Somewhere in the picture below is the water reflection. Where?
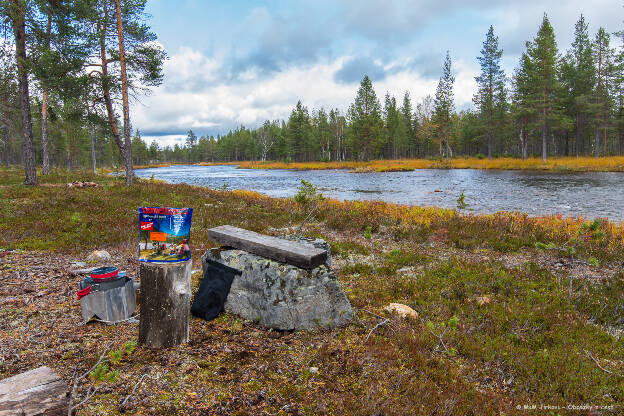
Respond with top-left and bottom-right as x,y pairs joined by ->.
133,165 -> 624,221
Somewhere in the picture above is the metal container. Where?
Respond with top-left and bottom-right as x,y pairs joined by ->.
78,268 -> 136,324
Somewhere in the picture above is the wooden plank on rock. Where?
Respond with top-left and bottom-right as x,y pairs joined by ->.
0,366 -> 68,416
207,225 -> 327,269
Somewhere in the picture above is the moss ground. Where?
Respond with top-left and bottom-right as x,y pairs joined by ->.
0,167 -> 622,415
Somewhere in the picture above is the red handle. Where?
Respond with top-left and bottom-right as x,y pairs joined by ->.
77,286 -> 91,299
90,269 -> 118,280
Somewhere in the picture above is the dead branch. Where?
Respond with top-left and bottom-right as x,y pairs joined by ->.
67,342 -> 113,416
429,326 -> 450,355
119,373 -> 148,409
364,318 -> 391,343
584,349 -> 623,377
296,203 -> 320,236
362,309 -> 387,321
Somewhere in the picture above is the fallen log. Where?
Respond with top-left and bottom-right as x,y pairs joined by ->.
0,366 -> 68,416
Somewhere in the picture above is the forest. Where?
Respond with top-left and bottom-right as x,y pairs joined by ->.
1,7 -> 623,172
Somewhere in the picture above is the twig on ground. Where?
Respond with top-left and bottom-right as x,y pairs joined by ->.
68,342 -> 113,416
71,385 -> 98,412
584,349 -> 623,377
119,373 -> 149,409
364,318 -> 391,343
429,326 -> 450,355
296,203 -> 320,236
362,309 -> 387,321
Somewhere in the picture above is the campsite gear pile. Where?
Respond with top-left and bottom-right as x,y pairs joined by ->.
77,266 -> 136,324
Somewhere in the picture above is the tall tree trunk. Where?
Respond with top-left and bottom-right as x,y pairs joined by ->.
1,108 -> 9,166
603,116 -> 608,156
619,93 -> 623,156
523,131 -> 528,161
41,89 -> 50,174
487,101 -> 492,160
98,1 -> 128,177
114,0 -> 133,185
542,109 -> 547,162
595,53 -> 602,158
89,121 -> 97,174
64,122 -> 71,172
575,108 -> 581,157
41,11 -> 52,175
595,126 -> 601,158
10,0 -> 37,185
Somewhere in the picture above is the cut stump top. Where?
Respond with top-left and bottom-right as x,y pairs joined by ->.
207,225 -> 327,269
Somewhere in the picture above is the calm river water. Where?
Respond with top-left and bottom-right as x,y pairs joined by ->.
134,165 -> 624,221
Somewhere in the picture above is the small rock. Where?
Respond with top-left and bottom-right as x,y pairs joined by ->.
476,295 -> 491,306
308,367 -> 319,374
70,261 -> 87,268
87,250 -> 111,262
384,303 -> 418,319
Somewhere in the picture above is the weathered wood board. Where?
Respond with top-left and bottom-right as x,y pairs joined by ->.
207,225 -> 327,269
0,366 -> 68,416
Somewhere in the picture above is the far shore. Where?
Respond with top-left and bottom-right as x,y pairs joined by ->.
132,156 -> 624,173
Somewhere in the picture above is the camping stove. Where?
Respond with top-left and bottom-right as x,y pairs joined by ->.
77,267 -> 136,324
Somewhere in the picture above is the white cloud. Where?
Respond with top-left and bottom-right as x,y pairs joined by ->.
135,47 -> 482,147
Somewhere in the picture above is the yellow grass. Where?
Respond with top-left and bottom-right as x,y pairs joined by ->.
134,162 -> 240,170
133,163 -> 173,169
235,157 -> 624,172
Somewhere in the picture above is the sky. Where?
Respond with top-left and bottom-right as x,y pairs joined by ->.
134,0 -> 623,147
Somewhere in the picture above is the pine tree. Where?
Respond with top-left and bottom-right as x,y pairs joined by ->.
329,109 -> 346,161
186,130 -> 197,147
85,0 -> 165,185
593,28 -> 615,156
383,93 -> 403,159
474,26 -> 505,159
0,39 -> 18,166
400,92 -> 415,157
287,101 -> 312,161
313,108 -> 331,161
528,14 -> 560,161
347,75 -> 383,161
512,50 -> 536,160
434,51 -> 455,161
615,26 -> 624,154
2,0 -> 38,184
559,15 -> 595,156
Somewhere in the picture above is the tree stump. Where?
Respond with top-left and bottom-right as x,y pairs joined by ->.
0,366 -> 68,416
138,260 -> 191,348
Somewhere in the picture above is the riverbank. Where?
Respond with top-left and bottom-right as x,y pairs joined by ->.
237,156 -> 624,172
1,168 -> 623,414
134,156 -> 624,173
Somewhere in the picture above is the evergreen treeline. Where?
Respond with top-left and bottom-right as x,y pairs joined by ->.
0,0 -> 165,184
2,12 -> 624,172
138,14 -> 624,165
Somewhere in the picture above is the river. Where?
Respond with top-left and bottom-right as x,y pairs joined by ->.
133,165 -> 624,221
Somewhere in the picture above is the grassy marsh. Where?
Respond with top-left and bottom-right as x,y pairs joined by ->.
0,168 -> 623,415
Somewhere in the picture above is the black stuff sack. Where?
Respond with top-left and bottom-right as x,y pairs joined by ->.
191,259 -> 242,321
